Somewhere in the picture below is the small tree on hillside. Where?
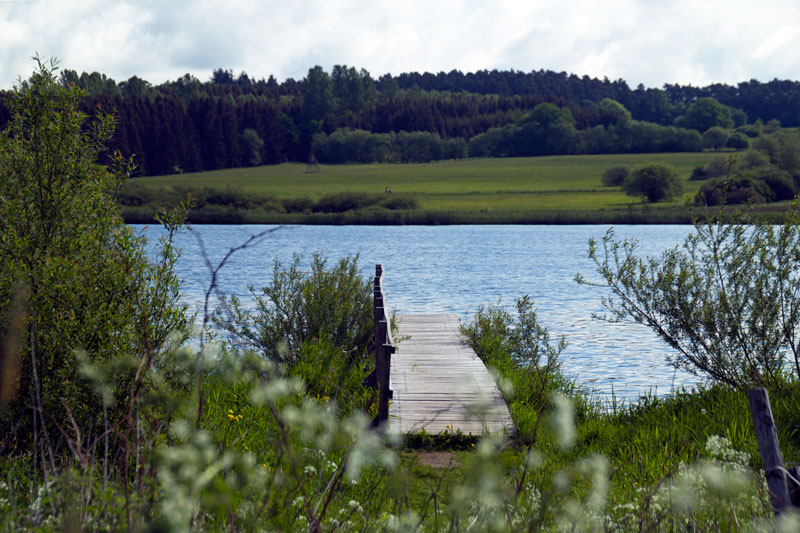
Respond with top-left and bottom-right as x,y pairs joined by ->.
702,126 -> 730,151
621,163 -> 682,203
726,132 -> 750,151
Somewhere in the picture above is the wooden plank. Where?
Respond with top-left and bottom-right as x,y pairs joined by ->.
389,313 -> 514,436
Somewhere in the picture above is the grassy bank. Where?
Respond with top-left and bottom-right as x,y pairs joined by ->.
119,153 -> 792,225
189,371 -> 795,530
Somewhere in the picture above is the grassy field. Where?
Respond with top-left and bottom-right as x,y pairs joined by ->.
125,152 -> 787,224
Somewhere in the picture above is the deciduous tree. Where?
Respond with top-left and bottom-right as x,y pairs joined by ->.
621,163 -> 682,202
684,97 -> 734,132
0,57 -> 187,450
579,207 -> 800,390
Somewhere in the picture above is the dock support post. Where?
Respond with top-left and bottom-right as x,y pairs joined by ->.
749,387 -> 794,514
364,264 -> 394,429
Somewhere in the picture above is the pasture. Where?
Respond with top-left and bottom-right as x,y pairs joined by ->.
123,152 -> 775,223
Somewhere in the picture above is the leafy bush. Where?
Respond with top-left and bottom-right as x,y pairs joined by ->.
182,186 -> 283,211
281,196 -> 314,213
761,170 -> 798,201
379,194 -> 419,210
621,163 -> 682,203
312,192 -> 383,213
115,181 -> 160,206
117,184 -> 286,214
726,132 -> 750,151
704,155 -> 735,178
740,148 -> 771,170
461,296 -> 570,439
701,126 -> 730,151
217,254 -> 373,366
689,165 -> 708,181
736,124 -> 761,138
0,58 -> 187,450
695,176 -> 771,206
600,165 -> 629,186
690,156 -> 737,181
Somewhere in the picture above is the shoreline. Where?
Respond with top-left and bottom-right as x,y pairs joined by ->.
122,205 -> 791,225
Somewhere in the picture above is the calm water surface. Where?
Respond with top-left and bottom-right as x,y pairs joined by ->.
136,224 -> 698,403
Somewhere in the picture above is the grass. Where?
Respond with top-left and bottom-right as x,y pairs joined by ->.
122,153 -> 781,224
192,338 -> 792,529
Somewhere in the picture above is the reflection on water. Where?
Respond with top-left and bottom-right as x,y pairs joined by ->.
136,223 -> 698,403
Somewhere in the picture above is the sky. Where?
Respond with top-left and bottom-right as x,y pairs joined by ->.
2,0 -> 800,91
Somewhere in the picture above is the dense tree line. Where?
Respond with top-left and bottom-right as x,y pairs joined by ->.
465,101 -> 703,158
694,129 -> 800,205
0,64 -> 798,175
312,129 -> 467,163
390,69 -> 800,128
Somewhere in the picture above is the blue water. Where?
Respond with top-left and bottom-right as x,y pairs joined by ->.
136,223 -> 697,402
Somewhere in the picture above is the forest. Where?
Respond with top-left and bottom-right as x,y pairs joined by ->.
0,64 -> 797,176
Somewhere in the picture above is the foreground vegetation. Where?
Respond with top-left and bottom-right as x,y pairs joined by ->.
6,60 -> 800,530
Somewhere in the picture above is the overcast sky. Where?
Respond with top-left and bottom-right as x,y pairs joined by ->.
2,0 -> 799,91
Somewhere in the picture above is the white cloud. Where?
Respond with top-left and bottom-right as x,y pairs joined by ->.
1,0 -> 799,90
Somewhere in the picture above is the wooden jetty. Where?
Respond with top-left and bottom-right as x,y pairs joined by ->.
364,265 -> 514,435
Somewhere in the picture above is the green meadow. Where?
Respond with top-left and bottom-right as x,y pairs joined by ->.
123,152 -> 761,224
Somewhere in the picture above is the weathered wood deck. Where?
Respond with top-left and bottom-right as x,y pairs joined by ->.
388,313 -> 514,435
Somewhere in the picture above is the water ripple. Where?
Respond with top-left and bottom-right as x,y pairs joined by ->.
136,223 -> 699,403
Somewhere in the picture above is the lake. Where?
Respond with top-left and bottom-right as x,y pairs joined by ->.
136,223 -> 698,403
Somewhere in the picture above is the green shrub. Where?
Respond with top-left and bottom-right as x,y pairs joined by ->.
691,156 -> 737,181
705,155 -> 735,178
701,126 -> 730,151
281,196 -> 314,213
761,170 -> 797,201
689,165 -> 708,181
600,165 -> 629,186
216,253 -> 373,366
726,132 -> 750,151
740,148 -> 771,170
174,185 -> 281,211
312,192 -> 383,213
621,163 -> 682,203
0,58 -> 187,450
695,176 -> 771,206
461,296 -> 573,440
379,194 -> 419,210
736,123 -> 761,138
190,204 -> 247,223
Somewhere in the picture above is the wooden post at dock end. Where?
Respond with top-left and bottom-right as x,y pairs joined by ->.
365,264 -> 394,430
748,387 -> 792,514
